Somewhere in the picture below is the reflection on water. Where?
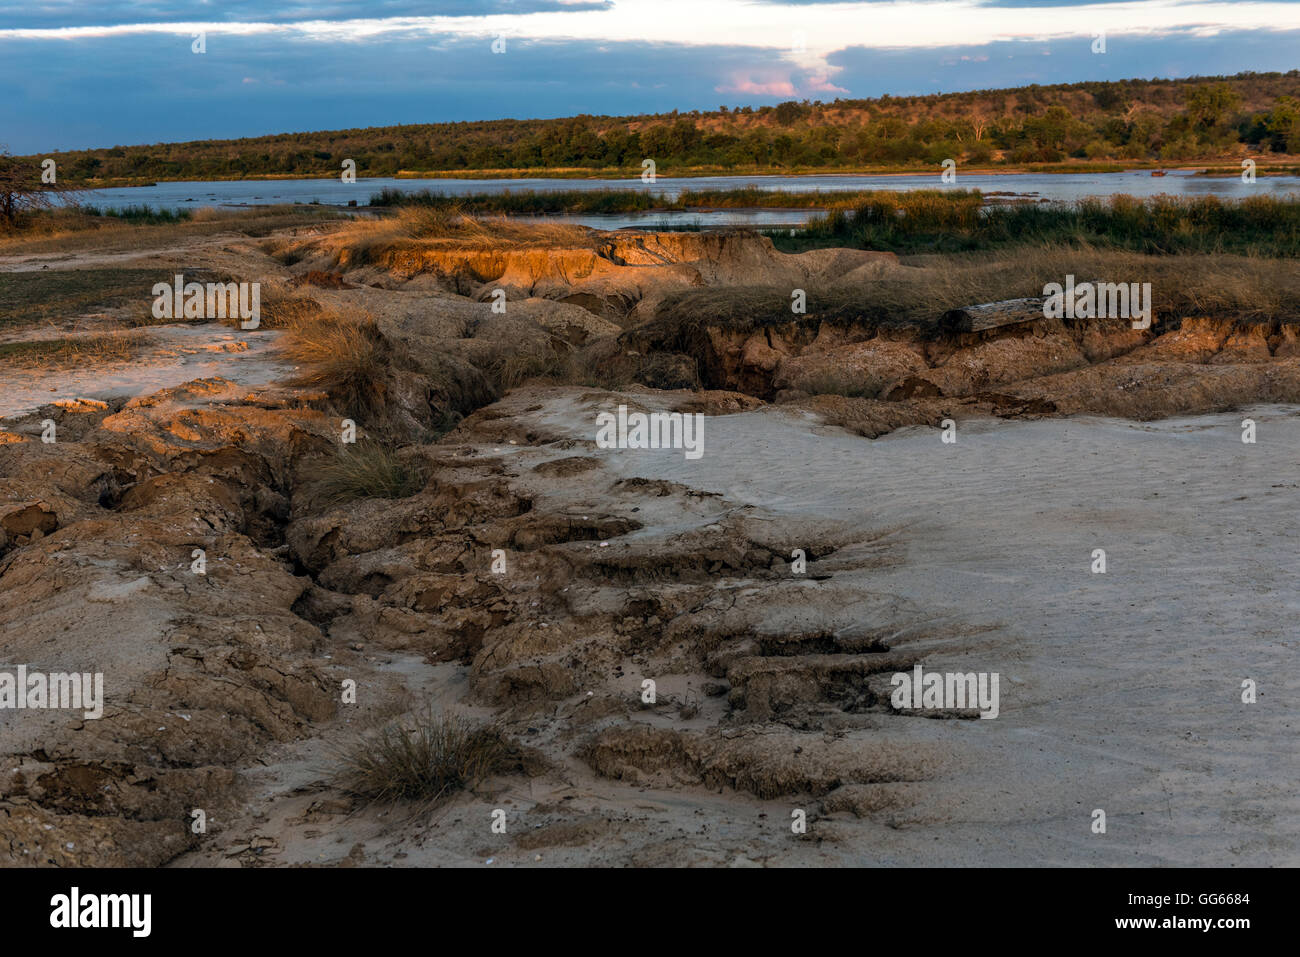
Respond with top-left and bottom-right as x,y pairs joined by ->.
83,169 -> 1300,227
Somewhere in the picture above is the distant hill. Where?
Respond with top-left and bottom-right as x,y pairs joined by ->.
27,71 -> 1300,183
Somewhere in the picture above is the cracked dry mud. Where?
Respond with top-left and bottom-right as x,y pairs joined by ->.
1,223 -> 1297,867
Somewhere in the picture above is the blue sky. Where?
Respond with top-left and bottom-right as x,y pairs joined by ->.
2,1 -> 1299,153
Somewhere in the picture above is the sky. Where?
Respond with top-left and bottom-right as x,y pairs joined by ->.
2,1 -> 1299,153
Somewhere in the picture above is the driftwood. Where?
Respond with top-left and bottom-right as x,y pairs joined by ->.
939,297 -> 1045,334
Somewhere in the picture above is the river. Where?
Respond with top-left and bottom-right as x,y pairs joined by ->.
82,169 -> 1300,229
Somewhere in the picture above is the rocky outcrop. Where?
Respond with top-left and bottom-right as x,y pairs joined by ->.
293,228 -> 898,325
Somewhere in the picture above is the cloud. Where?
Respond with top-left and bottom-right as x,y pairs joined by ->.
5,0 -> 1294,111
2,33 -> 804,151
1,3 -> 1298,152
718,76 -> 799,96
0,1 -> 614,30
715,63 -> 848,97
5,1 -> 1298,51
806,74 -> 850,93
828,26 -> 1300,96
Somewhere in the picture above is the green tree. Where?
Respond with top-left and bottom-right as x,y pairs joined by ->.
1184,83 -> 1242,128
1266,96 -> 1299,152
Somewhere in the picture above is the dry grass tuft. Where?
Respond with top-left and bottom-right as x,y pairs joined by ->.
279,304 -> 389,414
389,205 -> 593,246
256,288 -> 324,330
0,329 -> 147,366
311,443 -> 428,507
643,247 -> 1300,349
474,335 -> 576,393
316,206 -> 595,267
334,710 -> 511,805
0,205 -> 346,257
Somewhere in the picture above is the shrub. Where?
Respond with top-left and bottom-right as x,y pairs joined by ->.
283,309 -> 389,415
311,444 -> 427,507
334,710 -> 510,804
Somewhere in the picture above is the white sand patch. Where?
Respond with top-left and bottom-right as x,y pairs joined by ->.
0,322 -> 291,420
508,393 -> 1300,864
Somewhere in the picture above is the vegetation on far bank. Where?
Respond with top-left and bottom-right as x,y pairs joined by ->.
6,185 -> 1299,263
17,72 -> 1300,184
48,160 -> 1300,190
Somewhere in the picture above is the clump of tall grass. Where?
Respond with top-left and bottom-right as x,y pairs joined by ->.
323,205 -> 595,267
470,333 -> 651,393
311,443 -> 428,507
334,710 -> 510,804
281,306 -> 389,414
474,334 -> 579,393
256,289 -> 323,330
392,206 -> 592,245
0,329 -> 147,366
779,192 -> 1300,256
79,204 -> 193,225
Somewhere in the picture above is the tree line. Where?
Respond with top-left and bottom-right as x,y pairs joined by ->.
16,71 -> 1300,184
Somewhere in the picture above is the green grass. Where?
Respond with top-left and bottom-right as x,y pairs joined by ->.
78,204 -> 192,224
369,186 -> 898,213
768,192 -> 1300,256
1197,164 -> 1300,177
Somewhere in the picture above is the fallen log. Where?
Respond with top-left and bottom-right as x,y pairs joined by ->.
939,297 -> 1045,334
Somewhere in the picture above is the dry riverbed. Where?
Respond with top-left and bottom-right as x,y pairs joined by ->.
169,393 -> 1300,867
1,216 -> 1296,867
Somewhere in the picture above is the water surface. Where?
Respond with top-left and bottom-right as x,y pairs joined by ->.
83,169 -> 1300,226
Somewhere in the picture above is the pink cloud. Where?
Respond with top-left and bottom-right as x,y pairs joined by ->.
716,76 -> 798,97
715,69 -> 847,97
806,74 -> 849,94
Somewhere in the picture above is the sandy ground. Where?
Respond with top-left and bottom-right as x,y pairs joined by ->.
0,322 -> 290,421
171,394 -> 1299,867
553,399 -> 1300,864
4,222 -> 1296,867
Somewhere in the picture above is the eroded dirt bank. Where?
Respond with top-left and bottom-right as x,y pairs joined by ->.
1,221 -> 1297,866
